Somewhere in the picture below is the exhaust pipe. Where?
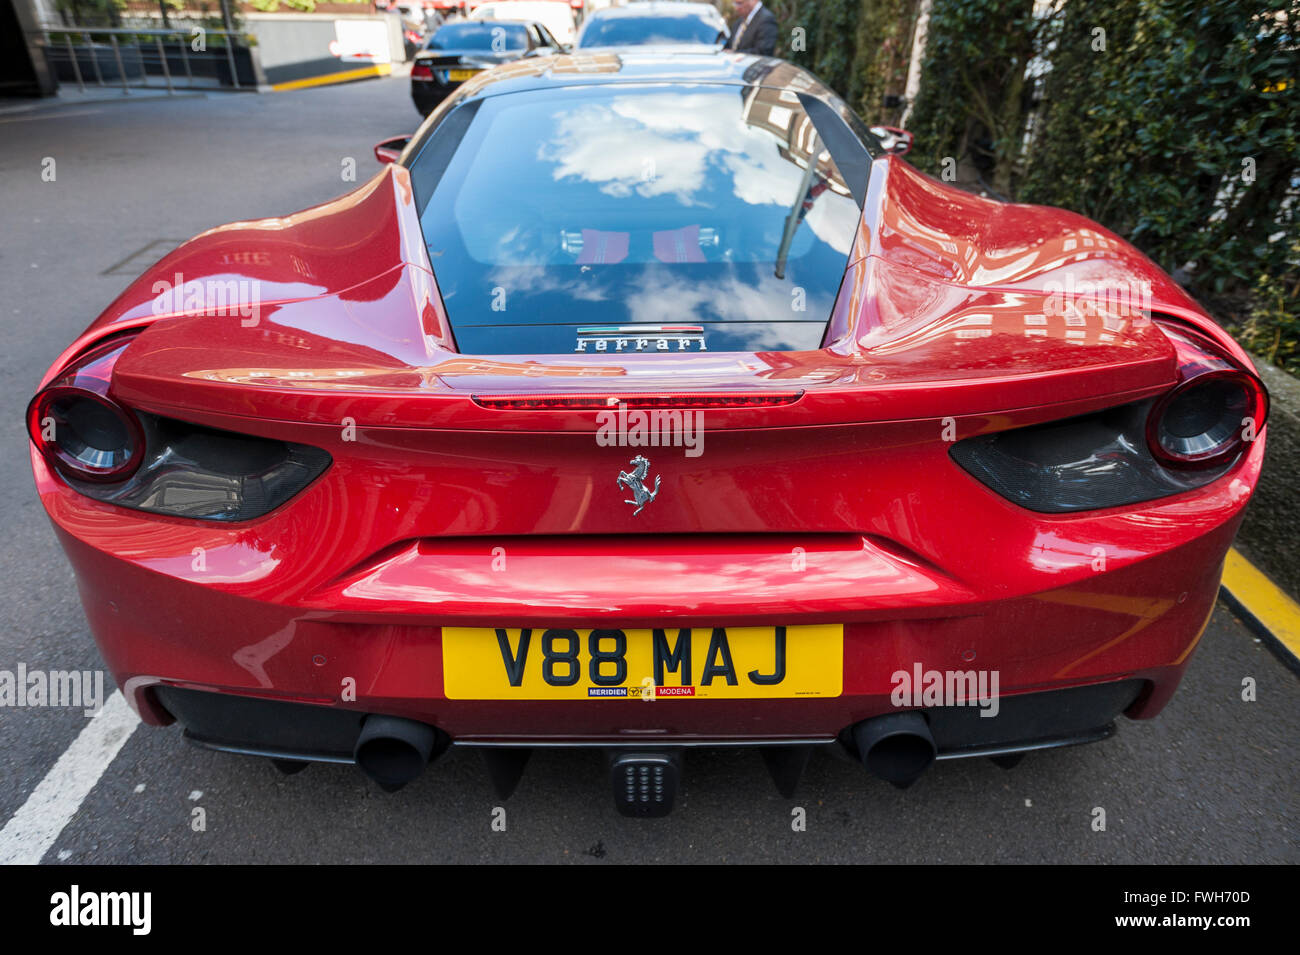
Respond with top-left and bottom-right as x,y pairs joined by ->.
851,712 -> 936,788
354,715 -> 440,792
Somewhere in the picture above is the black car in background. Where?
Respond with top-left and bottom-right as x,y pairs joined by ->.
574,1 -> 729,50
410,19 -> 565,116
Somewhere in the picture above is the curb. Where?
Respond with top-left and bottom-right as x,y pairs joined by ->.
1220,548 -> 1300,678
271,64 -> 393,92
0,91 -> 208,117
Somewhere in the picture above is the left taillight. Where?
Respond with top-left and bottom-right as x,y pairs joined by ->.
28,334 -> 332,522
27,337 -> 144,483
411,62 -> 433,81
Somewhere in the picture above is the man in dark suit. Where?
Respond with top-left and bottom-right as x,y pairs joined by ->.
726,0 -> 778,56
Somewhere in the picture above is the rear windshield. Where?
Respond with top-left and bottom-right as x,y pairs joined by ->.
429,22 -> 529,51
411,84 -> 861,338
577,14 -> 723,47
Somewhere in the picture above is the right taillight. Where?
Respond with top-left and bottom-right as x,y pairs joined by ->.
949,318 -> 1267,513
1147,369 -> 1267,469
1145,321 -> 1268,470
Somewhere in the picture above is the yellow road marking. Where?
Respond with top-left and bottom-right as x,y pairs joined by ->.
1222,548 -> 1300,665
272,64 -> 391,92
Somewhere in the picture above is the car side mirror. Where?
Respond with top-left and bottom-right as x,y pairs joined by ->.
869,125 -> 913,156
374,135 -> 411,165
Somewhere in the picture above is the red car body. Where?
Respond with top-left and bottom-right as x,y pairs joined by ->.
29,53 -> 1267,811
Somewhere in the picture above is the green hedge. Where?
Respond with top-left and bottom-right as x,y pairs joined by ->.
776,0 -> 921,125
1018,0 -> 1299,373
777,0 -> 1300,375
905,0 -> 1051,196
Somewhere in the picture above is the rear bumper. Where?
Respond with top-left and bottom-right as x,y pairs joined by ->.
411,81 -> 456,113
55,510 -> 1228,742
154,678 -> 1143,764
35,433 -> 1257,744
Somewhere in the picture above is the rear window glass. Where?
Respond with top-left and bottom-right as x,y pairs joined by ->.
429,22 -> 529,51
577,14 -> 723,47
413,84 -> 860,334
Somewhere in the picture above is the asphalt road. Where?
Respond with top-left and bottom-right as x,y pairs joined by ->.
0,77 -> 1296,864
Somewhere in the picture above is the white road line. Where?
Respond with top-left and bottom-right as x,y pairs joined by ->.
0,692 -> 139,865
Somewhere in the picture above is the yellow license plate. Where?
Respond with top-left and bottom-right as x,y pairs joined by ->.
442,626 -> 842,700
447,69 -> 476,81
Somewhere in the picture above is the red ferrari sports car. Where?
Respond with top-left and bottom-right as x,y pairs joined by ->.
28,52 -> 1267,816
